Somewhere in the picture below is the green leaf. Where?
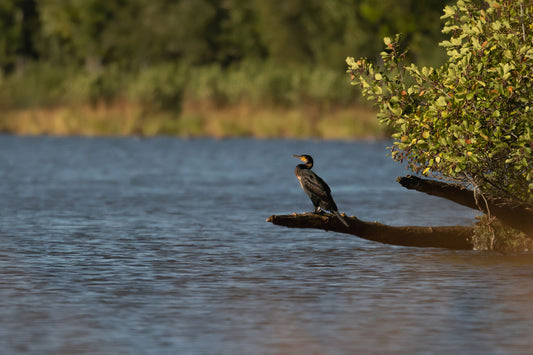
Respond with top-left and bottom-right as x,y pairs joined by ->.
441,5 -> 456,19
436,96 -> 447,107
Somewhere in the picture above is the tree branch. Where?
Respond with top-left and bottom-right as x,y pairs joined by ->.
397,175 -> 533,237
267,213 -> 474,250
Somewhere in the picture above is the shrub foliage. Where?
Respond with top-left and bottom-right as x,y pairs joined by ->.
347,0 -> 533,203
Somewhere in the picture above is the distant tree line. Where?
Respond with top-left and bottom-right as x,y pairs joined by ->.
1,0 -> 452,75
0,0 -> 454,138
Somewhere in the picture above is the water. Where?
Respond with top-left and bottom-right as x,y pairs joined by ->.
1,136 -> 532,354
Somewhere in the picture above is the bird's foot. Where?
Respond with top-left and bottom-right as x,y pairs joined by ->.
314,208 -> 326,215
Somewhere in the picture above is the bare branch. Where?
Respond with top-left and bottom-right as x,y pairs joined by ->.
267,213 -> 474,250
397,175 -> 533,237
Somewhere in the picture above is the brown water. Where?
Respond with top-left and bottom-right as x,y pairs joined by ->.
1,136 -> 532,354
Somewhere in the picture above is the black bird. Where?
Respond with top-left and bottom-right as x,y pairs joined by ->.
293,154 -> 349,227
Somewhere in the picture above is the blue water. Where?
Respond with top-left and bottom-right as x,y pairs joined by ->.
1,136 -> 532,354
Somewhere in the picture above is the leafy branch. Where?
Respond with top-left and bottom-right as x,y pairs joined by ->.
347,0 -> 533,203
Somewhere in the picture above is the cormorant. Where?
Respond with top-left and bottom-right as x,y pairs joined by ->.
293,154 -> 349,227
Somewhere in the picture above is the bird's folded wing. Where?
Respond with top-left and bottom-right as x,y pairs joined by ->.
300,170 -> 331,198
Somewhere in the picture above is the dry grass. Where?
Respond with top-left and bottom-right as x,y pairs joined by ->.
0,100 -> 383,139
180,100 -> 383,139
0,102 -> 146,136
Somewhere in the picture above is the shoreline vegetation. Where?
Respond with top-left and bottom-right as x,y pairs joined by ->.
0,102 -> 381,139
0,63 -> 383,139
0,0 -> 449,140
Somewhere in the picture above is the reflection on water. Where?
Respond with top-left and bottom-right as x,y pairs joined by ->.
1,136 -> 532,354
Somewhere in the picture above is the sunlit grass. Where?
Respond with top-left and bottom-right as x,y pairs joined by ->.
0,61 -> 384,138
0,100 -> 383,139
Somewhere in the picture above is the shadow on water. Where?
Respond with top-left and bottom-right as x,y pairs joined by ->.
0,136 -> 532,354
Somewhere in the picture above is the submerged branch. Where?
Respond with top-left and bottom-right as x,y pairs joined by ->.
267,213 -> 474,250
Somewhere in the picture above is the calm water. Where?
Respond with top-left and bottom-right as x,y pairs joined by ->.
1,136 -> 532,354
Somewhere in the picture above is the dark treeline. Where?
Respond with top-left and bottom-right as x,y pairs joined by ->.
0,0 -> 453,136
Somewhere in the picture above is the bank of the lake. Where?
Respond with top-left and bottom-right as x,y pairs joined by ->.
0,101 -> 382,139
0,61 -> 384,139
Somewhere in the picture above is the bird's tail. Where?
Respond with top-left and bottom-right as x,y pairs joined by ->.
333,211 -> 349,227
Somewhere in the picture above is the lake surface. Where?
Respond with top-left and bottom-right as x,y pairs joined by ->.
1,136 -> 532,354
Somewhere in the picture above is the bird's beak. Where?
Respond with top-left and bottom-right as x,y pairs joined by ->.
293,155 -> 305,162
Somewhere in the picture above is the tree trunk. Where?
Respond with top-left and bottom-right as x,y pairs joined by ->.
267,213 -> 474,250
397,175 -> 533,238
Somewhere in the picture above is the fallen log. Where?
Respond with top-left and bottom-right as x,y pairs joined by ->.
267,213 -> 474,250
397,175 -> 533,238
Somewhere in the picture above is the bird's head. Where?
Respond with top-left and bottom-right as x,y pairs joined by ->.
293,154 -> 314,167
